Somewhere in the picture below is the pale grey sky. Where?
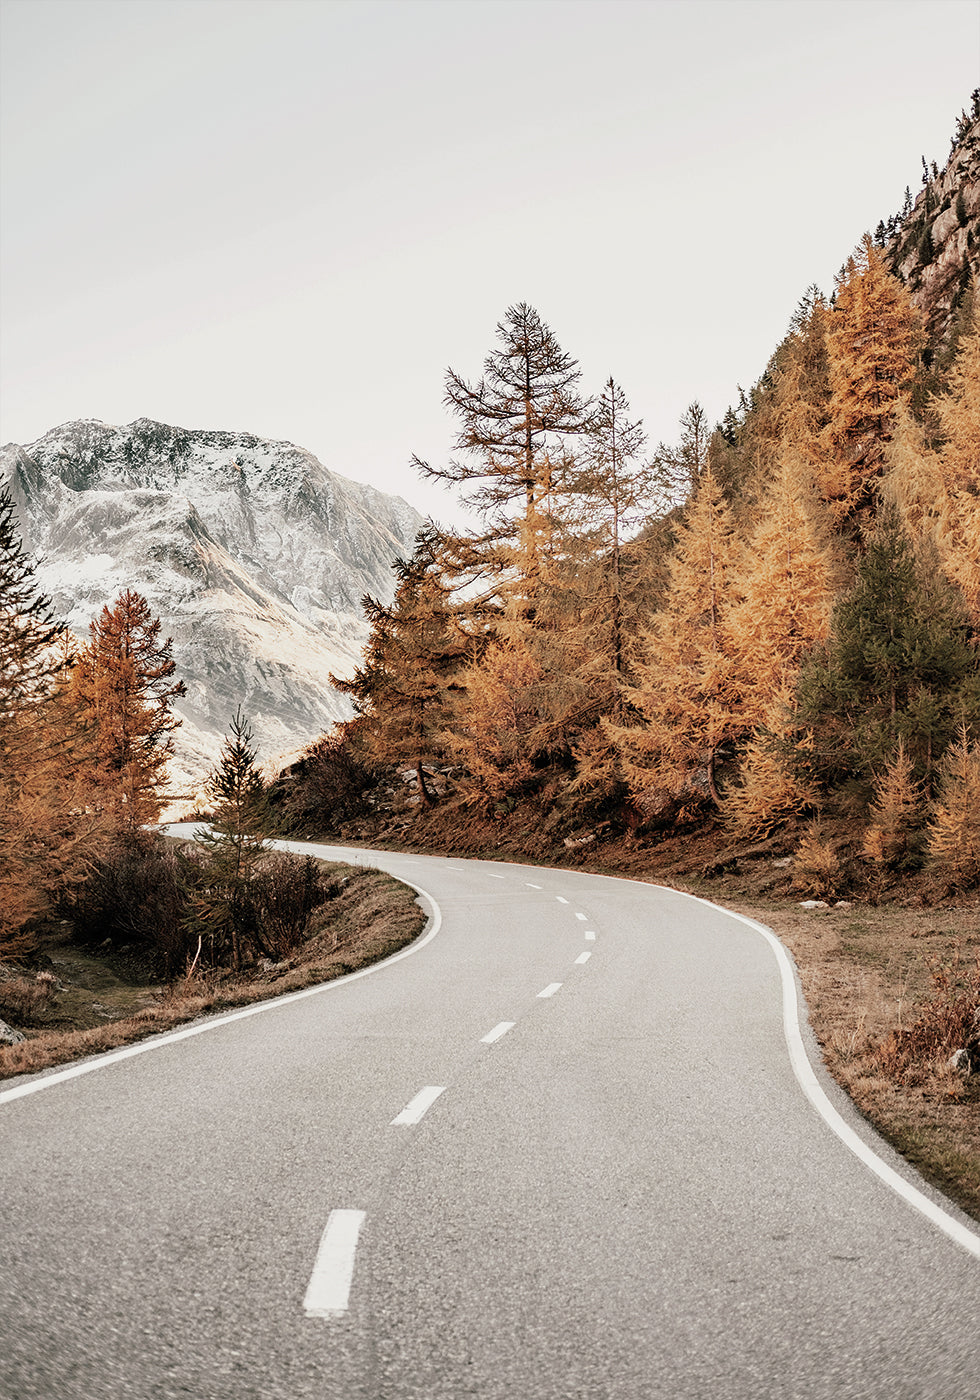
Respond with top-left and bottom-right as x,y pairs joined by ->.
1,0 -> 978,523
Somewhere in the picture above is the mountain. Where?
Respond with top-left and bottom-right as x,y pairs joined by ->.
0,418 -> 424,802
883,99 -> 979,350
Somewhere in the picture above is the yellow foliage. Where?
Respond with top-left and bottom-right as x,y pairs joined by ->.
928,727 -> 980,889
791,822 -> 841,899
862,740 -> 925,869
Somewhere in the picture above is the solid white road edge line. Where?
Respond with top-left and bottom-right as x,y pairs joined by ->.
303,1209 -> 366,1319
574,952 -> 591,965
682,891 -> 980,1261
0,851 -> 444,1109
481,1021 -> 516,1044
391,1085 -> 446,1125
537,983 -> 562,998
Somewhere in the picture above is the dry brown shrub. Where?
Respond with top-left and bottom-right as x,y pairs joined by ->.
873,947 -> 980,1083
0,970 -> 58,1025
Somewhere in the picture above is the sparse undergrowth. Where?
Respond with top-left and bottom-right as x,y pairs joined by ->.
0,857 -> 425,1083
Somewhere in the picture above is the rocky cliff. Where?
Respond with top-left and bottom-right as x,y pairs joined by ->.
883,96 -> 979,352
1,419 -> 424,803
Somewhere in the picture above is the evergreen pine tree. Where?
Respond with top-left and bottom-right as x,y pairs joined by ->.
798,511 -> 979,790
189,708 -> 269,970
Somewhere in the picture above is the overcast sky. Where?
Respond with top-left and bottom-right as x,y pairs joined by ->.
1,0 -> 977,524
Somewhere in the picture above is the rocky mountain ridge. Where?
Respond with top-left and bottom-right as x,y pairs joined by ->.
883,99 -> 979,350
1,418 -> 424,804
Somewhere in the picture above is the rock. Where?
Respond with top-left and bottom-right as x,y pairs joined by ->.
771,857 -> 793,869
948,1047 -> 979,1075
799,900 -> 830,910
563,832 -> 596,850
0,1018 -> 26,1045
833,900 -> 854,910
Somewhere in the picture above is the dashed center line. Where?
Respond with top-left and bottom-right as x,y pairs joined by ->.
525,882 -> 543,890
485,873 -> 505,880
575,912 -> 587,921
537,982 -> 563,998
480,1021 -> 516,1044
303,1209 -> 366,1319
574,951 -> 591,965
556,896 -> 569,905
585,931 -> 596,940
391,1085 -> 446,1125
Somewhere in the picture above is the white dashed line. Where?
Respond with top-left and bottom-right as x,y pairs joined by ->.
303,1209 -> 366,1319
575,912 -> 587,921
390,1085 -> 446,1125
525,882 -> 543,889
481,1021 -> 516,1044
485,873 -> 505,879
585,931 -> 596,940
556,896 -> 569,905
574,952 -> 591,965
537,983 -> 562,998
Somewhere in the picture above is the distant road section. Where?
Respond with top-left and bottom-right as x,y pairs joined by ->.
2,839 -> 978,1399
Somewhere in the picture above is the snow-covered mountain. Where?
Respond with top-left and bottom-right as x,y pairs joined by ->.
1,418 -> 424,804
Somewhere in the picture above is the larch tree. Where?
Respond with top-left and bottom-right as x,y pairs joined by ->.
69,589 -> 186,825
927,725 -> 980,889
932,307 -> 980,626
0,490 -> 107,956
725,446 -> 837,730
411,302 -> 592,611
331,527 -> 472,806
608,467 -> 740,811
819,235 -> 922,529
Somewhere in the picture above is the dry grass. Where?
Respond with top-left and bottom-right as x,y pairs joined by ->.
0,861 -> 424,1083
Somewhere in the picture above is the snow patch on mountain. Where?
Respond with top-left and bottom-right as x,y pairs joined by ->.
1,418 -> 424,806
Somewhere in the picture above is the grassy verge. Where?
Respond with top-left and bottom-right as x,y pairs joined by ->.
0,859 -> 425,1083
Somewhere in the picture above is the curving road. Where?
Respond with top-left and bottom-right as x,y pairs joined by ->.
1,837 -> 978,1400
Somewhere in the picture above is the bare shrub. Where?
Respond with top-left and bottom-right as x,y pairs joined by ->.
249,854 -> 333,960
873,948 -> 980,1082
271,730 -> 376,834
65,830 -> 198,977
0,970 -> 58,1025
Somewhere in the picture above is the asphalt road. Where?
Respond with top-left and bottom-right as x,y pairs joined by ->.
2,838 -> 978,1400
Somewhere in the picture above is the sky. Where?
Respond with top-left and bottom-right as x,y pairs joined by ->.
1,0 -> 978,526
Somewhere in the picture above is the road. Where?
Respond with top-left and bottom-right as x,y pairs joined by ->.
1,839 -> 978,1400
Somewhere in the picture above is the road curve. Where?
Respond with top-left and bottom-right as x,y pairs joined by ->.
1,837 -> 978,1400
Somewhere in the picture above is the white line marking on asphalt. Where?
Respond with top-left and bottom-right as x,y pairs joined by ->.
485,872 -> 505,879
556,896 -> 569,904
480,1021 -> 516,1044
585,931 -> 596,940
303,1209 -> 366,1319
574,952 -> 591,965
678,891 -> 980,1261
575,912 -> 587,921
0,840 -> 445,1108
537,983 -> 562,998
526,882 -> 542,889
391,1085 -> 446,1125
